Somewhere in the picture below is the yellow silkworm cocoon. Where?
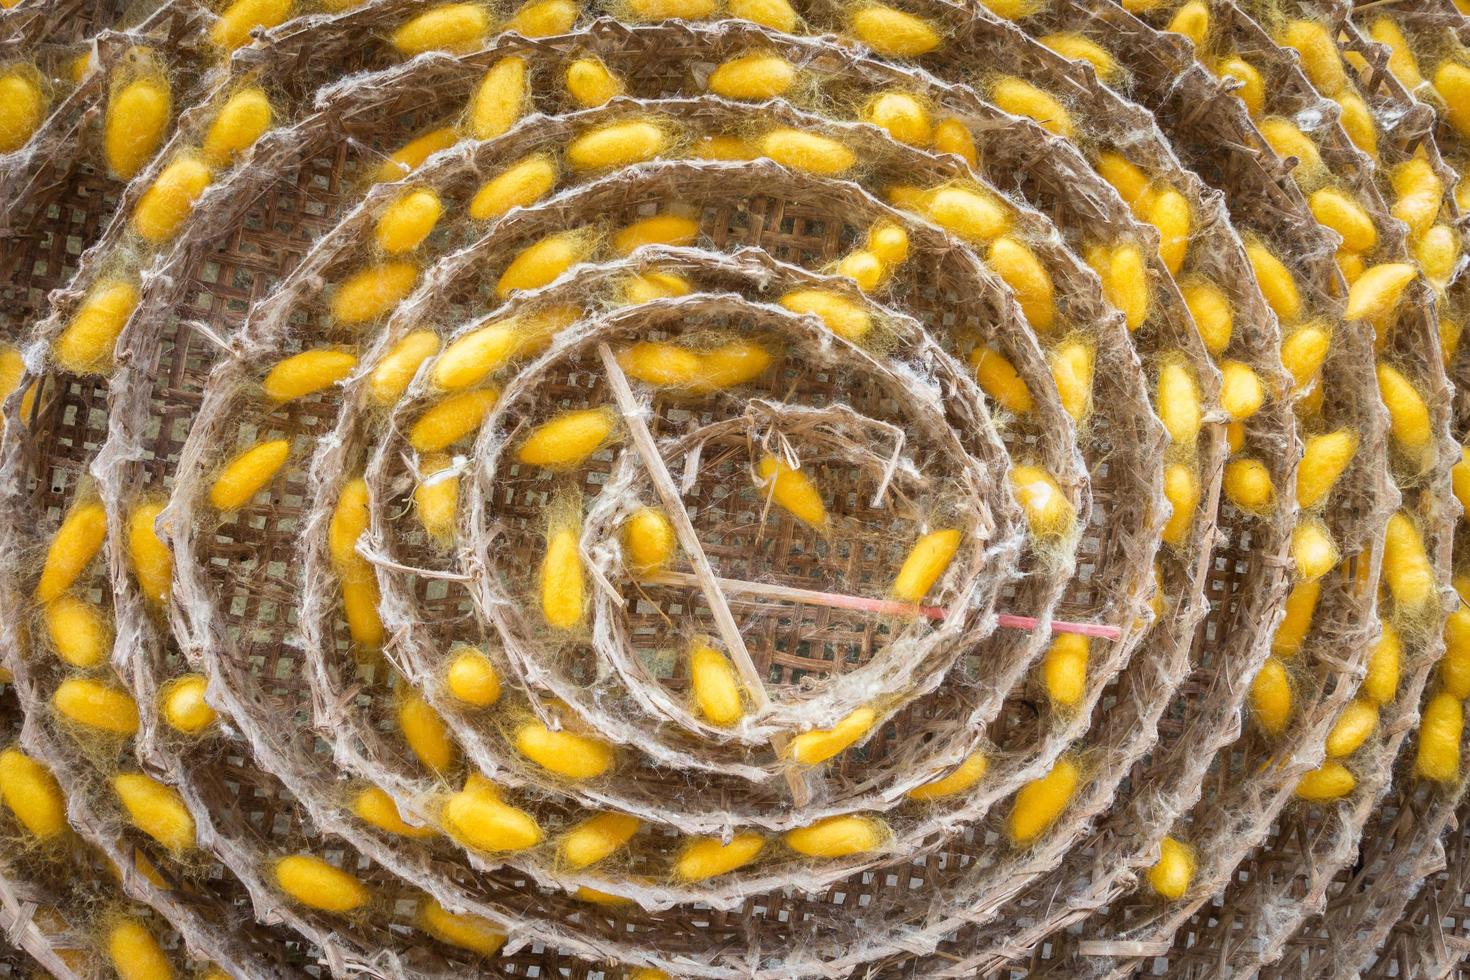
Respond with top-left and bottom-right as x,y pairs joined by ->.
932,117 -> 977,167
625,0 -> 716,18
1244,242 -> 1300,323
36,501 -> 106,602
1297,429 -> 1357,508
760,128 -> 856,176
161,675 -> 215,733
0,747 -> 65,839
1009,757 -> 1079,845
105,75 -> 170,179
1278,20 -> 1346,96
561,811 -> 640,869
541,521 -> 585,629
1145,187 -> 1191,274
392,3 -> 488,55
1415,225 -> 1460,286
399,692 -> 455,771
415,458 -> 458,544
1050,339 -> 1094,422
53,677 -> 139,735
503,0 -> 578,36
107,920 -> 172,980
785,815 -> 886,858
434,322 -> 519,390
1296,761 -> 1356,801
375,189 -> 443,254
1148,836 -> 1196,900
496,231 -> 591,297
469,57 -> 526,141
442,774 -> 543,851
779,289 -> 871,342
410,389 -> 499,453
1364,621 -> 1401,705
698,342 -> 772,390
1217,56 -> 1264,117
1162,463 -> 1200,548
1273,580 -> 1321,658
274,854 -> 370,912
1223,457 -> 1274,513
906,750 -> 987,801
122,161 -> 203,250
987,236 -> 1055,331
1377,362 -> 1430,454
55,280 -> 139,374
371,330 -> 441,404
863,91 -> 931,145
1252,657 -> 1292,734
710,52 -> 797,101
518,407 -> 616,469
1043,632 -> 1090,709
515,721 -> 613,779
445,646 -> 500,707
353,786 -> 434,838
328,478 -> 370,583
623,506 -> 675,576
1451,606 -> 1470,698
1282,323 -> 1329,392
1157,360 -> 1201,446
979,0 -> 1035,18
418,898 -> 505,955
0,345 -> 24,414
1095,152 -> 1150,210
971,346 -> 1032,415
926,186 -> 1011,243
1444,317 -> 1464,370
113,773 -> 194,852
613,214 -> 699,255
1309,188 -> 1376,255
992,77 -> 1073,138
1218,360 -> 1263,421
0,69 -> 43,154
1383,511 -> 1435,614
377,127 -> 459,183
622,271 -> 693,303
567,119 -> 666,171
1418,691 -> 1464,781
1039,33 -> 1117,79
756,453 -> 829,529
1370,18 -> 1423,89
211,0 -> 292,51
690,642 -> 743,726
1325,698 -> 1378,758
1226,421 -> 1245,453
675,831 -> 765,880
1258,118 -> 1323,179
892,529 -> 961,602
1337,250 -> 1365,286
1291,521 -> 1337,581
201,86 -> 272,167
1010,464 -> 1074,537
790,706 -> 877,765
1166,2 -> 1208,45
1433,62 -> 1470,136
566,57 -> 622,107
867,221 -> 910,265
1333,92 -> 1377,159
727,0 -> 796,31
1086,242 -> 1150,330
210,439 -> 289,511
849,5 -> 940,57
1390,158 -> 1442,238
44,595 -> 110,668
837,250 -> 886,292
331,261 -> 417,325
262,349 -> 357,402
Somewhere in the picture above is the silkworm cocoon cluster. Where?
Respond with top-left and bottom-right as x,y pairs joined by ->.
1216,56 -> 1264,117
503,0 -> 578,36
1086,242 -> 1150,330
1376,361 -> 1431,455
105,74 -> 171,179
1281,322 -> 1329,392
1165,2 -> 1208,45
567,119 -> 666,171
274,854 -> 370,912
445,646 -> 500,707
418,897 -> 506,955
760,128 -> 857,176
515,721 -> 613,779
727,0 -> 796,31
1417,691 -> 1463,781
391,3 -> 488,55
1297,429 -> 1358,509
497,230 -> 592,297
1291,521 -> 1337,581
1258,118 -> 1323,180
626,0 -> 716,19
1145,187 -> 1191,275
970,347 -> 1032,415
566,56 -> 622,107
52,677 -> 140,735
1244,242 -> 1300,323
926,185 -> 1011,243
1434,62 -> 1470,136
44,594 -> 111,667
540,516 -> 585,630
789,706 -> 877,766
1049,339 -> 1094,421
414,456 -> 458,544
756,453 -> 829,529
371,331 -> 441,404
1157,359 -> 1202,446
107,920 -> 172,980
618,506 -> 675,578
1218,360 -> 1263,421
932,117 -> 978,167
409,389 -> 499,452
560,811 -> 640,869
1252,657 -> 1292,734
987,236 -> 1055,331
678,833 -> 778,888
1148,836 -> 1196,900
209,439 -> 289,511
848,5 -> 940,57
54,280 -> 140,374
1363,621 -> 1401,705
892,528 -> 962,603
468,57 -> 526,141
1415,225 -> 1461,286
1309,188 -> 1377,255
353,786 -> 434,838
613,214 -> 699,256
399,692 -> 455,772
0,747 -> 66,838
1008,757 -> 1079,845
211,0 -> 292,51
1296,761 -> 1356,801
518,407 -> 617,470
201,86 -> 272,167
331,261 -> 418,326
708,52 -> 797,101
862,91 -> 931,145
262,349 -> 357,402
1223,457 -> 1274,512
622,271 -> 693,303
36,501 -> 106,601
375,189 -> 443,254
1383,511 -> 1435,615
1333,93 -> 1378,158
779,288 -> 871,342
837,250 -> 886,291
113,773 -> 194,852
1278,20 -> 1346,95
1346,263 -> 1417,324
377,127 -> 458,183
1043,632 -> 1090,709
1162,463 -> 1201,548
160,675 -> 216,733
1370,17 -> 1423,89
906,749 -> 987,801
442,774 -> 543,851
1039,33 -> 1118,79
1272,580 -> 1321,659
1390,159 -> 1442,239
785,815 -> 887,858
1010,464 -> 1074,537
0,69 -> 44,154
1325,698 -> 1378,758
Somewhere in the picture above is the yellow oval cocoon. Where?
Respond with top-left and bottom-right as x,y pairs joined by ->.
690,642 -> 743,726
1278,19 -> 1346,96
377,126 -> 458,183
262,349 -> 357,402
1040,32 -> 1118,78
541,524 -> 584,629
906,750 -> 987,801
566,57 -> 623,107
1272,580 -> 1321,658
54,280 -> 140,375
469,56 -> 526,140
418,897 -> 506,955
1390,158 -> 1443,239
1296,761 -> 1356,801
503,0 -> 578,36
371,330 -> 441,404
987,236 -> 1055,331
1364,621 -> 1401,706
1370,17 -> 1423,89
1377,361 -> 1430,454
113,772 -> 194,852
1417,691 -> 1463,782
613,213 -> 699,256
779,289 -> 871,342
44,594 -> 111,668
675,831 -> 765,880
469,153 -> 557,221
1157,359 -> 1201,446
211,0 -> 292,51
727,0 -> 796,30
1217,56 -> 1264,117
1251,657 -> 1292,735
399,692 -> 456,771
1043,632 -> 1090,709
932,117 -> 978,167
760,128 -> 855,176
275,854 -> 370,912
1433,61 -> 1470,136
993,77 -> 1073,138
1290,520 -> 1337,581
1296,429 -> 1358,509
445,646 -> 500,707
560,811 -> 640,868
789,706 -> 877,765
161,675 -> 216,734
515,721 -> 613,779
1145,187 -> 1191,274
566,120 -> 665,170
496,230 -> 591,297
201,86 -> 272,167
0,69 -> 44,154
1219,360 -> 1264,421
518,407 -> 616,469
376,189 -> 443,254
415,458 -> 459,539
35,501 -> 107,602
1049,339 -> 1094,421
1347,263 -> 1417,324
927,185 -> 1011,243
409,389 -> 499,452
709,52 -> 797,101
1223,457 -> 1274,513
1087,242 -> 1150,330
971,346 -> 1033,415
1282,323 -> 1330,391
391,3 -> 488,55
1325,698 -> 1378,758
892,528 -> 961,602
849,5 -> 940,57
108,920 -> 173,980
209,439 -> 289,511
1245,242 -> 1301,323
785,815 -> 886,858
756,453 -> 829,529
623,506 -> 675,576
1383,511 -> 1435,614
1009,757 -> 1079,845
105,75 -> 171,180
442,776 -> 543,851
353,786 -> 435,838
0,747 -> 66,839
863,91 -> 931,145
53,677 -> 139,735
1010,464 -> 1074,537
1162,463 -> 1200,548
1147,836 -> 1196,900
331,261 -> 417,326
1308,188 -> 1377,254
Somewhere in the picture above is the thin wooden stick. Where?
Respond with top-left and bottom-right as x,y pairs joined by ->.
597,343 -> 810,803
647,570 -> 1123,640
